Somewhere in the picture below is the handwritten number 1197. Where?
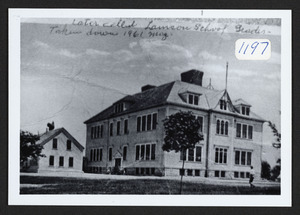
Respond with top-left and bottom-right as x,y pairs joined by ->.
238,41 -> 269,55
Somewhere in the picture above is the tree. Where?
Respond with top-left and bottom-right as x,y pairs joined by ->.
20,130 -> 45,167
261,161 -> 271,180
270,159 -> 281,181
268,121 -> 281,149
162,111 -> 204,194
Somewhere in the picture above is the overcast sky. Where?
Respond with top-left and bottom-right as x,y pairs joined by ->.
20,18 -> 281,163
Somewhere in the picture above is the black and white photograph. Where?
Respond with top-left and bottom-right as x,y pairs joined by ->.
9,9 -> 291,206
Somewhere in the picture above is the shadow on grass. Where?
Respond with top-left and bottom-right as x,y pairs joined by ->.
20,176 -> 280,195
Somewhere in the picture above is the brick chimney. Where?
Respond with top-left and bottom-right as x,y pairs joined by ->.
181,70 -> 204,86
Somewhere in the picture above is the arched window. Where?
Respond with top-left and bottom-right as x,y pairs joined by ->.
221,121 -> 224,135
225,121 -> 229,135
216,120 -> 220,134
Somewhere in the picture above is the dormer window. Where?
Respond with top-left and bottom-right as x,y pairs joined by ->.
114,102 -> 124,113
220,100 -> 227,110
188,94 -> 199,105
241,106 -> 250,116
179,91 -> 201,106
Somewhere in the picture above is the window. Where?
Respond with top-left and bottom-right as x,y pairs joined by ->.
241,106 -> 250,116
187,169 -> 193,176
248,126 -> 253,139
236,123 -> 253,139
52,138 -> 57,149
91,127 -> 94,139
49,156 -> 54,166
187,93 -> 199,105
216,119 -> 229,135
123,146 -> 127,161
69,157 -> 73,167
234,171 -> 239,178
246,107 -> 250,116
215,147 -> 228,164
117,121 -> 121,135
115,103 -> 124,113
180,146 -> 202,162
100,125 -> 104,138
188,148 -> 194,161
197,116 -> 203,132
96,126 -> 100,138
147,114 -> 152,131
221,171 -> 225,177
146,144 -> 151,160
137,116 -> 141,132
235,150 -> 252,166
215,171 -> 220,177
136,145 -> 140,160
59,156 -> 64,167
141,145 -> 145,160
151,144 -> 156,160
142,115 -> 146,131
99,148 -> 103,161
195,170 -> 200,176
195,146 -> 202,162
90,149 -> 93,161
96,149 -> 99,161
152,113 -> 157,130
220,100 -> 227,110
109,148 -> 112,161
124,119 -> 129,134
135,143 -> 156,161
109,122 -> 113,136
91,125 -> 102,139
67,140 -> 71,150
137,113 -> 158,132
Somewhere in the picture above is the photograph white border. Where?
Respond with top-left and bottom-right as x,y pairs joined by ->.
8,9 -> 292,206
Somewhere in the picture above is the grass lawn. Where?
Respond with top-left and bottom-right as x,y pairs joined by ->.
20,176 -> 280,195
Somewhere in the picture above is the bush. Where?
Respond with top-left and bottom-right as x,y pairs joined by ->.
261,161 -> 271,179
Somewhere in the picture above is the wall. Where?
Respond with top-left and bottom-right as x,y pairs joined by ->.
85,107 -> 167,175
207,112 -> 263,179
163,105 -> 208,177
38,132 -> 83,173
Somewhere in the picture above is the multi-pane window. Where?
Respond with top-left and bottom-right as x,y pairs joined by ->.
180,146 -> 202,162
216,119 -> 229,135
215,147 -> 228,164
109,123 -> 113,136
109,148 -> 112,161
123,146 -> 127,161
69,157 -> 73,167
220,99 -> 227,110
52,138 -> 57,149
235,150 -> 252,166
124,119 -> 129,134
241,106 -> 250,116
90,148 -> 103,161
59,156 -> 64,167
236,123 -> 253,139
117,121 -> 121,135
114,102 -> 124,113
49,156 -> 54,166
67,140 -> 71,150
135,143 -> 156,161
137,113 -> 158,132
91,125 -> 103,139
187,93 -> 199,105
